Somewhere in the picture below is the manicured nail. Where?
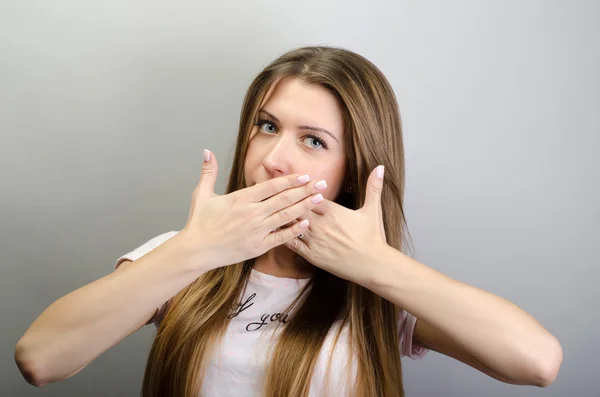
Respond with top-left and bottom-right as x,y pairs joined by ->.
315,180 -> 327,191
204,149 -> 211,162
299,219 -> 309,228
311,194 -> 323,204
297,174 -> 310,184
376,165 -> 384,179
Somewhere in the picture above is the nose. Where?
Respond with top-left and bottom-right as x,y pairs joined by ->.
261,134 -> 293,177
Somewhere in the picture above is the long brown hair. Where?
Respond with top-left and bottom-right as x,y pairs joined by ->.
141,46 -> 408,397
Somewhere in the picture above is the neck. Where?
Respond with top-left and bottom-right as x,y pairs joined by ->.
253,245 -> 314,279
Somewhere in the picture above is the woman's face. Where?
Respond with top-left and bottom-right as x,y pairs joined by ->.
244,77 -> 347,201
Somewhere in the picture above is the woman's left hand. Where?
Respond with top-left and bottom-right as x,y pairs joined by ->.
284,165 -> 389,285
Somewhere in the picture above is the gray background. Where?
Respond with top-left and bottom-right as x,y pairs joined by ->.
1,1 -> 598,396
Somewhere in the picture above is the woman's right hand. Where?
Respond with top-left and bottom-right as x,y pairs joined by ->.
180,149 -> 327,271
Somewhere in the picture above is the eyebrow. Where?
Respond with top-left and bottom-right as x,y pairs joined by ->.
259,109 -> 340,143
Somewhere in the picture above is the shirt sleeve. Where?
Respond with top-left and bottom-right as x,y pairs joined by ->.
398,309 -> 428,359
114,230 -> 180,326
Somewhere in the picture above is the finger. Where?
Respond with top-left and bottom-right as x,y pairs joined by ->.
264,218 -> 310,249
299,210 -> 316,223
247,174 -> 312,202
273,213 -> 316,231
283,235 -> 309,257
197,149 -> 219,200
261,179 -> 328,216
263,192 -> 324,231
363,165 -> 384,214
310,198 -> 331,216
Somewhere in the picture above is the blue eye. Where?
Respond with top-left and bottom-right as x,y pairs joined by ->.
304,136 -> 324,149
304,134 -> 328,150
254,118 -> 329,150
256,119 -> 277,134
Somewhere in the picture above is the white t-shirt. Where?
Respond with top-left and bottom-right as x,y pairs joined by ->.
115,231 -> 427,396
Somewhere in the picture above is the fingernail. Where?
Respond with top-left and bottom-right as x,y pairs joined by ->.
299,219 -> 309,228
311,194 -> 323,204
376,165 -> 384,179
204,149 -> 211,162
297,174 -> 310,184
315,180 -> 327,191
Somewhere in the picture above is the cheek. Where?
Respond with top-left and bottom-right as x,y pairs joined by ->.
243,145 -> 255,183
313,164 -> 346,200
323,186 -> 343,201
244,138 -> 259,165
243,137 -> 266,182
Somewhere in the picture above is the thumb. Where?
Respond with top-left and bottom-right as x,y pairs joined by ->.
363,165 -> 384,213
197,149 -> 219,199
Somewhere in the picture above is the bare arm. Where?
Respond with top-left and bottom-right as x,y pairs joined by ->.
14,152 -> 326,387
367,246 -> 563,387
14,232 -> 208,387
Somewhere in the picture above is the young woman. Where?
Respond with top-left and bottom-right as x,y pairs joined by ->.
15,46 -> 563,396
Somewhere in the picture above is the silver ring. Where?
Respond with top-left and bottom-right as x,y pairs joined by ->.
298,234 -> 304,239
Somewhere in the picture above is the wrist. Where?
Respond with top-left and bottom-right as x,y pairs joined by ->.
362,243 -> 405,291
171,229 -> 219,275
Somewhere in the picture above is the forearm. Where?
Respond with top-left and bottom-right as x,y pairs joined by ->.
366,245 -> 562,384
15,232 -> 209,386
